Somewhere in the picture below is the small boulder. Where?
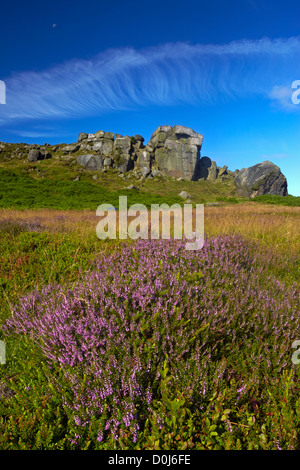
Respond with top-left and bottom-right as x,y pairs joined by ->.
179,190 -> 192,200
94,130 -> 105,139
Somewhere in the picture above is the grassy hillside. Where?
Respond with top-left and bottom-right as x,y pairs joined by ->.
1,143 -> 299,209
0,144 -> 299,450
0,146 -> 243,210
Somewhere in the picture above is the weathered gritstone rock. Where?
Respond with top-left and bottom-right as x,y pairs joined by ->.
103,157 -> 112,167
234,161 -> 288,198
77,154 -> 103,171
28,148 -> 52,162
75,125 -> 215,182
149,125 -> 203,181
207,161 -> 217,181
93,138 -> 114,155
78,132 -> 88,142
137,150 -> 151,175
218,165 -> 228,177
28,149 -> 41,162
39,148 -> 52,159
61,143 -> 80,154
114,136 -> 132,155
117,153 -> 134,173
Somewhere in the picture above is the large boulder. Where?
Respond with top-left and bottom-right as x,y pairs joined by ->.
234,161 -> 288,198
28,149 -> 41,162
77,155 -> 103,171
28,148 -> 52,161
150,125 -> 203,180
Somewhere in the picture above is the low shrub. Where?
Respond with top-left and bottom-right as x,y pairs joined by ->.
1,234 -> 299,449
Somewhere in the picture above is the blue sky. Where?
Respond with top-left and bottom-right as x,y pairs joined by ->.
0,0 -> 300,195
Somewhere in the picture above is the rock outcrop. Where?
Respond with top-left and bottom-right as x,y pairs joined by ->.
0,125 -> 289,198
146,125 -> 203,181
74,127 -> 289,196
234,161 -> 288,198
71,125 -> 206,181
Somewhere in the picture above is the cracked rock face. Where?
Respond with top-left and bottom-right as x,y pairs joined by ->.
234,161 -> 288,198
149,125 -> 203,181
77,154 -> 103,171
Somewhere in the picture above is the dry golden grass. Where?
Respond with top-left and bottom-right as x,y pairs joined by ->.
1,202 -> 299,255
203,203 -> 300,255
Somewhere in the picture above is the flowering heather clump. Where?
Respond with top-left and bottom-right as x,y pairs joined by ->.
0,217 -> 44,234
3,234 -> 300,448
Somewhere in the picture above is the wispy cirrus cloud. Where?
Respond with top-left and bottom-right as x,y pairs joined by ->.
1,36 -> 300,126
269,85 -> 300,112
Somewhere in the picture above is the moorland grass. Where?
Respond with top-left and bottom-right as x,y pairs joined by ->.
0,167 -> 185,210
0,203 -> 299,449
253,194 -> 300,207
0,157 -> 246,211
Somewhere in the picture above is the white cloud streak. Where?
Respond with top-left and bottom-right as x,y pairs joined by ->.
1,36 -> 300,125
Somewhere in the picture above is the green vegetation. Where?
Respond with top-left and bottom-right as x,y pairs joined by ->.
0,149 -> 246,211
0,147 -> 299,450
253,194 -> 300,207
0,168 -> 183,210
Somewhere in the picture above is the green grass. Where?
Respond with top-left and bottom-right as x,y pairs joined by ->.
0,146 -> 247,212
0,229 -> 108,315
253,194 -> 300,207
0,168 -> 184,210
